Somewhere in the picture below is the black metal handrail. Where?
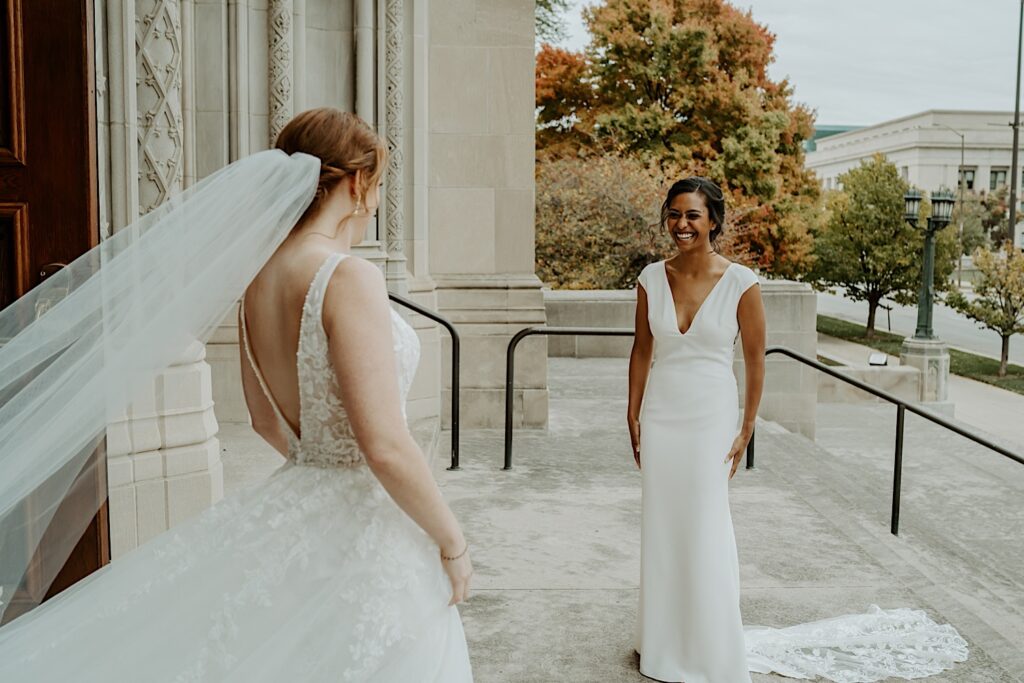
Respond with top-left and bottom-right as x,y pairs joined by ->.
505,326 -> 634,470
389,293 -> 461,470
763,345 -> 1024,535
502,326 -> 1024,536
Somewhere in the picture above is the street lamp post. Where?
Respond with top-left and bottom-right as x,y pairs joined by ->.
1010,0 -> 1024,248
900,188 -> 955,411
904,189 -> 956,339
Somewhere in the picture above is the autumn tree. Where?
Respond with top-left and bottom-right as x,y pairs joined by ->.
809,155 -> 957,337
535,0 -> 820,279
947,244 -> 1024,376
536,156 -> 665,289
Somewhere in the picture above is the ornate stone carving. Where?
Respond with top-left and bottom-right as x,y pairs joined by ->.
385,0 -> 404,255
268,0 -> 294,145
135,0 -> 184,214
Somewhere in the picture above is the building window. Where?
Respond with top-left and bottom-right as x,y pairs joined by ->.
991,168 -> 1008,191
958,168 -> 976,191
901,166 -> 909,182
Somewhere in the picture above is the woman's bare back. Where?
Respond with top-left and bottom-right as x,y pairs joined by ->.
241,244 -> 342,437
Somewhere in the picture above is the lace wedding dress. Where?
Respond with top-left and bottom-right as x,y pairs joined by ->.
635,259 -> 968,683
0,252 -> 473,682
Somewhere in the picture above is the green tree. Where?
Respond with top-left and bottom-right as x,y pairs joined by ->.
947,244 -> 1024,376
809,155 -> 957,337
534,0 -> 820,278
536,0 -> 572,44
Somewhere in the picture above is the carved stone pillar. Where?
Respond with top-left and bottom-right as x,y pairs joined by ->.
268,0 -> 294,145
383,0 -> 407,291
136,0 -> 184,214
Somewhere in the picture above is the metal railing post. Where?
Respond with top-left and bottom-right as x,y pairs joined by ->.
449,330 -> 460,470
388,293 -> 462,470
891,405 -> 905,536
504,327 -> 536,470
504,326 -> 636,470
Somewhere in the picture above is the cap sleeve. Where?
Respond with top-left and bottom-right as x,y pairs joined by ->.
736,264 -> 760,294
637,263 -> 654,291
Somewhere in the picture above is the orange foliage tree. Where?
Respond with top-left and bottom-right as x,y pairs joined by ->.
535,0 -> 821,282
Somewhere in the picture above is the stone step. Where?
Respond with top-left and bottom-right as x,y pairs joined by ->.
755,427 -> 1024,674
773,427 -> 1024,622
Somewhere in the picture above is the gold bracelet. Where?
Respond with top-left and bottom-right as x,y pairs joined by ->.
440,543 -> 468,562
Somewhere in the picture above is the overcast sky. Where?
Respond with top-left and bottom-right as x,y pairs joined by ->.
557,0 -> 1021,126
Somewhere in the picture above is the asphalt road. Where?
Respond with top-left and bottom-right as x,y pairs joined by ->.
816,289 -> 1024,366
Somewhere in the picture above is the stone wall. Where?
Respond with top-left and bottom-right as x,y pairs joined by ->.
544,279 -> 818,438
816,364 -> 921,404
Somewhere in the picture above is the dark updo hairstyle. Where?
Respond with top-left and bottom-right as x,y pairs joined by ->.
661,176 -> 726,246
274,107 -> 387,226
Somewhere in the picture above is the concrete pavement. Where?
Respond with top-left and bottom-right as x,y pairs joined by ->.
219,357 -> 1024,681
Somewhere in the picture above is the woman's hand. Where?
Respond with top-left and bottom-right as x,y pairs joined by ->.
628,416 -> 641,469
441,545 -> 473,606
723,430 -> 751,480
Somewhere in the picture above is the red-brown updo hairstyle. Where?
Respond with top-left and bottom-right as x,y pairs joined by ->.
274,107 -> 387,226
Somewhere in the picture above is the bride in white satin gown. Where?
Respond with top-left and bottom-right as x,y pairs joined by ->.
0,109 -> 473,681
627,177 -> 968,683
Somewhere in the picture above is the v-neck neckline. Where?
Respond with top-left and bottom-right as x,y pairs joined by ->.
662,260 -> 734,336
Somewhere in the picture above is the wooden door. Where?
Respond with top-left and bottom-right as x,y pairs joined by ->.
0,0 -> 105,623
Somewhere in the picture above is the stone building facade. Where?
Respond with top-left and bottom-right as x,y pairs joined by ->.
807,110 -> 1017,195
95,0 -> 543,557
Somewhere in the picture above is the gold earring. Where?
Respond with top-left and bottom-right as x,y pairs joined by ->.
353,198 -> 367,217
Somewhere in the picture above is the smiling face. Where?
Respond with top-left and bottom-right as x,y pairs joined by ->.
665,191 -> 715,253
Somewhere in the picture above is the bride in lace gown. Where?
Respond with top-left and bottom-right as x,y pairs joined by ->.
0,109 -> 473,681
628,177 -> 968,683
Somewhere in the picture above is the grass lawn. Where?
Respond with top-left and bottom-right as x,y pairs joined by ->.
816,315 -> 1024,397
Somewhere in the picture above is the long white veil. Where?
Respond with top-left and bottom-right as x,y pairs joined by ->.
0,149 -> 320,622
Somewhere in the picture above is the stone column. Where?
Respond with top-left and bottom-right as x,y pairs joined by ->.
383,0 -> 407,294
736,280 -> 818,438
268,0 -> 294,145
428,2 -> 547,428
136,0 -> 184,212
292,0 -> 306,112
400,0 -> 441,423
354,0 -> 374,125
353,0 -> 384,255
227,0 -> 250,159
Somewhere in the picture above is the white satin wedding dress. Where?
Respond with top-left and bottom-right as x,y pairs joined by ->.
0,252 -> 472,682
635,259 -> 968,683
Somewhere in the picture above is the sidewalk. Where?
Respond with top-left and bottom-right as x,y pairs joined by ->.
817,333 -> 1024,452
